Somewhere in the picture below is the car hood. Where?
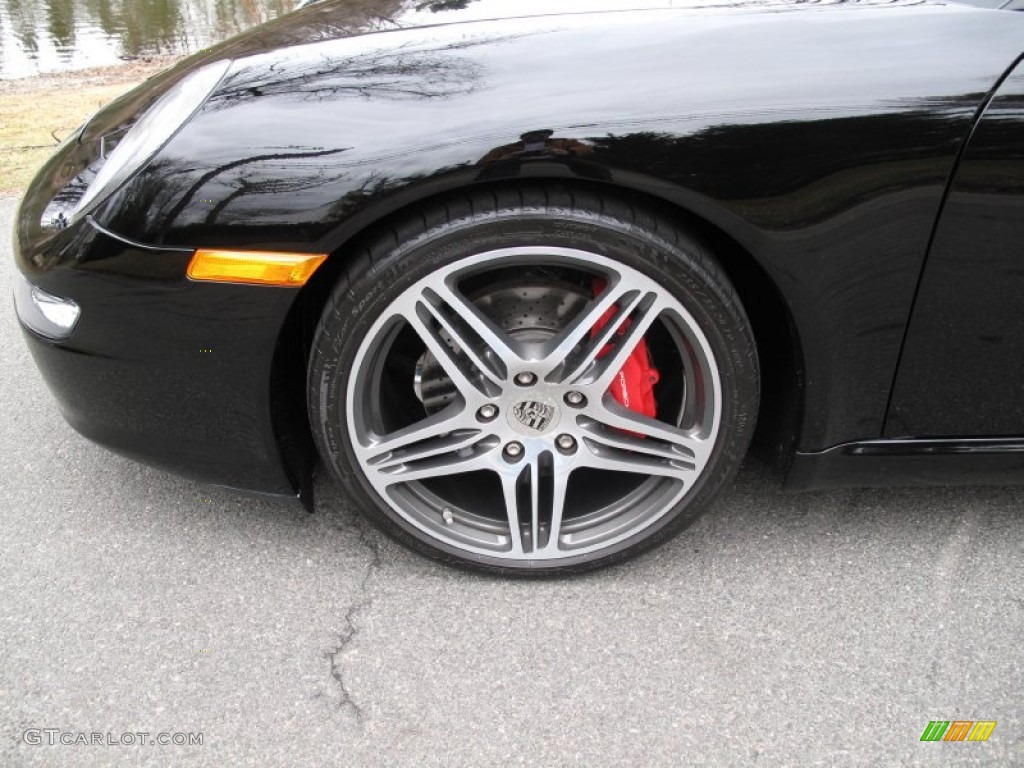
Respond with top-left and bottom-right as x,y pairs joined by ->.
207,0 -> 941,61
77,1 -> 698,143
80,0 -> 955,143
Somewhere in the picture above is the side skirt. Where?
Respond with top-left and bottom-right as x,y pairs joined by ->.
786,438 -> 1024,490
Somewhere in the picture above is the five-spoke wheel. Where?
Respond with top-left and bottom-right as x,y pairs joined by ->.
308,188 -> 758,574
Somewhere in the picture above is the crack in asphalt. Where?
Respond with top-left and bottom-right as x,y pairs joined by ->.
326,517 -> 383,724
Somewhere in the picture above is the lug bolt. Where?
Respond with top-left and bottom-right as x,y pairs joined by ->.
564,391 -> 586,408
556,434 -> 577,454
503,441 -> 525,461
514,372 -> 537,387
477,404 -> 499,422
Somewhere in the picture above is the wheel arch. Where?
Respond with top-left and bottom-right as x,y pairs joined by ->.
271,173 -> 805,493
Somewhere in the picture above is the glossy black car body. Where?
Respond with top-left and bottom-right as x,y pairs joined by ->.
14,0 -> 1024,510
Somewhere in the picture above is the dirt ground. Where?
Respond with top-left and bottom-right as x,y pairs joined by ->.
0,57 -> 182,197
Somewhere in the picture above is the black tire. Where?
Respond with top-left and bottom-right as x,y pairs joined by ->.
307,185 -> 758,575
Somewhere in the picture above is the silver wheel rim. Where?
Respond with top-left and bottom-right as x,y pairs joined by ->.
345,247 -> 722,562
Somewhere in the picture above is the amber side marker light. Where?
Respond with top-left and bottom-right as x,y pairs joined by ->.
187,249 -> 328,286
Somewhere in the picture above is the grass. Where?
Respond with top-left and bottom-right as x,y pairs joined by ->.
0,58 -> 180,198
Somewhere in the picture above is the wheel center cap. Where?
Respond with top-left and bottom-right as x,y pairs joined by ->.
507,395 -> 561,436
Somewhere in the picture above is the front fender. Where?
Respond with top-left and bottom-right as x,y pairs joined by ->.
92,2 -> 1024,451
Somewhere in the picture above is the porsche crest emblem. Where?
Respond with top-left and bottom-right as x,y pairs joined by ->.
512,400 -> 556,432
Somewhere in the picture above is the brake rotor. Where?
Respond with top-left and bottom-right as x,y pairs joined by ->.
413,278 -> 662,425
414,280 -> 590,414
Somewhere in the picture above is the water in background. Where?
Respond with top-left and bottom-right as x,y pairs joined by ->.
0,0 -> 300,79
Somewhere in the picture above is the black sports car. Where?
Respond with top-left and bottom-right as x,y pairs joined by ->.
13,0 -> 1024,574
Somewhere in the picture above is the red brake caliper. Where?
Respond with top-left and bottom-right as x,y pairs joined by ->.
589,280 -> 660,428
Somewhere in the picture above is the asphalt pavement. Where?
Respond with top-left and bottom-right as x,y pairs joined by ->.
1,197 -> 1021,767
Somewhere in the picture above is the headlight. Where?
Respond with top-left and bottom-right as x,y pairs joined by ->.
72,59 -> 232,221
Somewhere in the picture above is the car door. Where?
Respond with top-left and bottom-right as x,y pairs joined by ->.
885,58 -> 1024,438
